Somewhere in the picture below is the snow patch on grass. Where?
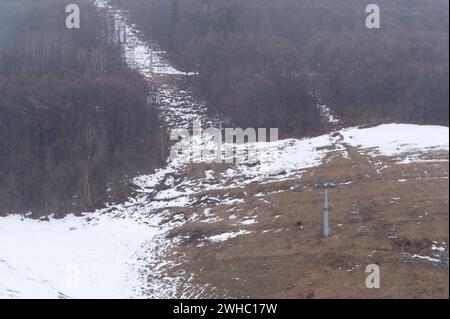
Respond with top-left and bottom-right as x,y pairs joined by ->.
341,124 -> 449,163
207,230 -> 251,243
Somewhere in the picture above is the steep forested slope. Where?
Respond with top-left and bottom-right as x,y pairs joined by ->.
114,0 -> 449,132
0,0 -> 162,214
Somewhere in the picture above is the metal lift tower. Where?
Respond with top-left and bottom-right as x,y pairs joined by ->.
314,177 -> 336,238
323,189 -> 330,238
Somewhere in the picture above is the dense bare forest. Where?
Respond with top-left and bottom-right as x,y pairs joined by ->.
0,0 -> 448,215
115,0 -> 449,132
0,0 -> 162,215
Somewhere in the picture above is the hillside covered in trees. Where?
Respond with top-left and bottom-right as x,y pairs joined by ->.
115,0 -> 449,133
0,0 -> 448,215
0,0 -> 162,215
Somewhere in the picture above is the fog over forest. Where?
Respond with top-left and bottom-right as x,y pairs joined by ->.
0,0 -> 448,214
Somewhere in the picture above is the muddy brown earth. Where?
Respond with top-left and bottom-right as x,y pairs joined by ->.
160,146 -> 449,299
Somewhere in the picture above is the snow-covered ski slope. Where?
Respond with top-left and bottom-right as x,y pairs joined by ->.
0,0 -> 448,299
1,123 -> 447,298
0,215 -> 157,298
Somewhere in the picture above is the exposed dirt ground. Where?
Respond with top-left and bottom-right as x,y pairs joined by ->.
161,145 -> 449,299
